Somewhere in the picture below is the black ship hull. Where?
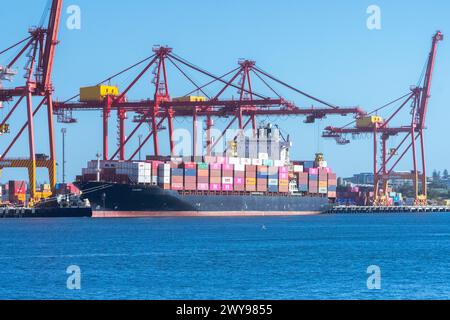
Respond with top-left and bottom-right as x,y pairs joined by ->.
77,181 -> 330,218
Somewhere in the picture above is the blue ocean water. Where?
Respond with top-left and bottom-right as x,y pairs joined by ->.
1,214 -> 450,300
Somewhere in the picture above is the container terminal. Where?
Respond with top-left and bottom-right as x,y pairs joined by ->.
0,0 -> 447,217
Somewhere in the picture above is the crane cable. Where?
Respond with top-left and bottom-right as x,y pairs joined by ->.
62,54 -> 156,103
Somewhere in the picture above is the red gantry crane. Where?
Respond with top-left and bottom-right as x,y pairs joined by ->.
323,31 -> 443,206
53,46 -> 366,162
0,0 -> 63,202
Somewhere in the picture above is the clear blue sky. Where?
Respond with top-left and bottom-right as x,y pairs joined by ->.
1,0 -> 449,183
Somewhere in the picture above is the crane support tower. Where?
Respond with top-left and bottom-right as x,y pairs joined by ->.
0,0 -> 63,202
323,31 -> 443,206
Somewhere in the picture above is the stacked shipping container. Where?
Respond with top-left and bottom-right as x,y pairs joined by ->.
210,163 -> 222,191
245,165 -> 257,192
318,168 -> 328,194
268,166 -> 279,193
327,173 -> 337,198
279,167 -> 289,193
308,168 -> 318,194
8,180 -> 27,204
171,165 -> 184,191
197,163 -> 209,191
157,164 -> 171,190
257,166 -> 268,192
234,164 -> 245,191
222,164 -> 234,191
183,162 -> 197,191
79,157 -> 338,197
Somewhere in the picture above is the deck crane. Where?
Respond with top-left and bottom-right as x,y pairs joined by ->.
0,0 -> 63,202
323,31 -> 443,206
53,47 -> 366,162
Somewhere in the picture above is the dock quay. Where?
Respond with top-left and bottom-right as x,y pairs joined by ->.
326,205 -> 450,214
0,206 -> 92,218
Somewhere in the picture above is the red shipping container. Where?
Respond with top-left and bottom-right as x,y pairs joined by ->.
222,170 -> 234,177
246,165 -> 257,172
257,185 -> 267,192
197,176 -> 209,183
184,183 -> 197,191
183,162 -> 197,169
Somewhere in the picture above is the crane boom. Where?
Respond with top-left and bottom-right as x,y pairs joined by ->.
41,0 -> 63,91
419,31 -> 443,129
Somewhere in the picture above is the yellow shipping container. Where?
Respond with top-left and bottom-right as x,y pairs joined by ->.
172,96 -> 207,103
319,181 -> 328,188
35,191 -> 52,201
246,178 -> 256,185
80,85 -> 119,102
356,116 -> 384,128
279,180 -> 289,186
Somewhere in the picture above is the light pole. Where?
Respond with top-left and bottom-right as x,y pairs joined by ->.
61,128 -> 67,184
138,134 -> 143,161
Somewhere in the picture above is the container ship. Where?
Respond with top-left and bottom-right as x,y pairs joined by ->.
75,124 -> 337,218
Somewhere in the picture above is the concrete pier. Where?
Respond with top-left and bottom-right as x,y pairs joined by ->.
326,205 -> 450,214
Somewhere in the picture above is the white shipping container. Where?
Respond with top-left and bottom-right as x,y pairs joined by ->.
234,164 -> 245,172
274,160 -> 284,167
240,158 -> 252,165
158,177 -> 170,184
293,165 -> 304,173
258,153 -> 269,160
222,177 -> 233,184
228,157 -> 240,165
318,187 -> 327,194
318,161 -> 328,168
251,159 -> 263,166
268,179 -> 278,186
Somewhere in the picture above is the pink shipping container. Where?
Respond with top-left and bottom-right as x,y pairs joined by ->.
234,177 -> 245,185
210,183 -> 222,191
210,163 -> 222,170
197,183 -> 209,191
222,164 -> 234,171
171,183 -> 184,191
222,184 -> 233,191
308,168 -> 319,175
279,167 -> 289,173
279,173 -> 288,180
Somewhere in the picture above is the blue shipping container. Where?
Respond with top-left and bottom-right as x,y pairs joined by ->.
171,168 -> 184,176
184,169 -> 197,177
